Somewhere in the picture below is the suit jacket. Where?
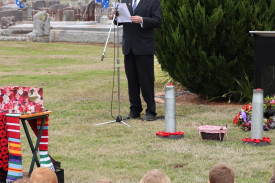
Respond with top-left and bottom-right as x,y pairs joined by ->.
120,0 -> 162,55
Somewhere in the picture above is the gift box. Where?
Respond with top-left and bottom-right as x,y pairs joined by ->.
0,86 -> 44,114
198,125 -> 227,141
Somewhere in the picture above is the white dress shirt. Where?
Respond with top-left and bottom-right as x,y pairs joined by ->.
132,0 -> 140,7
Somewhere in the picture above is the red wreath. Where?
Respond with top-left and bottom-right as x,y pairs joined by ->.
0,123 -> 4,130
0,139 -> 8,146
242,137 -> 271,143
1,146 -> 8,155
156,131 -> 184,137
0,161 -> 3,169
3,163 -> 8,171
0,130 -> 6,138
2,155 -> 8,163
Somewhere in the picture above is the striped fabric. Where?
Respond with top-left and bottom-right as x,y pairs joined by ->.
5,114 -> 23,183
28,117 -> 55,171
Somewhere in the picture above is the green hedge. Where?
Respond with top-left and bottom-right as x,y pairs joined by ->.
155,0 -> 275,100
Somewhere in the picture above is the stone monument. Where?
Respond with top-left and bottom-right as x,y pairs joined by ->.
27,11 -> 50,42
1,16 -> 15,29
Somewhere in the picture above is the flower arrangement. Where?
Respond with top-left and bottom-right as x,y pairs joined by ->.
233,96 -> 275,131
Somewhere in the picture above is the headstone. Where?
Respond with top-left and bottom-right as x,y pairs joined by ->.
49,3 -> 69,13
99,15 -> 108,24
27,11 -> 50,42
0,10 -> 23,22
88,0 -> 95,14
56,9 -> 63,21
25,2 -> 33,17
1,16 -> 15,29
62,10 -> 75,21
32,0 -> 46,10
46,0 -> 60,7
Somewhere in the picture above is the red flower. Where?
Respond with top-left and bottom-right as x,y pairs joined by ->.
242,104 -> 252,111
1,146 -> 8,155
270,99 -> 275,105
2,155 -> 8,163
156,131 -> 184,137
242,138 -> 251,142
262,137 -> 271,143
0,138 -> 8,146
0,122 -> 4,130
3,163 -> 8,171
19,106 -> 24,112
254,139 -> 261,143
175,131 -> 184,135
233,115 -> 239,124
242,137 -> 271,143
0,130 -> 6,138
0,161 -> 3,169
0,153 -> 2,159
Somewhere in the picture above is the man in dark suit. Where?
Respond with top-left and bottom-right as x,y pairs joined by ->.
115,0 -> 162,121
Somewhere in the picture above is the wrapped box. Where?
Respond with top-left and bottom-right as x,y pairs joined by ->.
198,125 -> 227,141
0,86 -> 44,114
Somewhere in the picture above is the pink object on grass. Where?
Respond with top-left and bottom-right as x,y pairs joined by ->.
198,125 -> 228,140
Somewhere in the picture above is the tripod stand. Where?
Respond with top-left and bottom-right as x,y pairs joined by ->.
95,2 -> 130,127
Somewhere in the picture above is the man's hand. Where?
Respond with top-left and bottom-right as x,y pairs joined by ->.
130,16 -> 142,23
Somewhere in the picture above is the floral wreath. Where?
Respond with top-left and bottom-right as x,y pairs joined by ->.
233,96 -> 275,131
242,137 -> 271,143
156,131 -> 184,137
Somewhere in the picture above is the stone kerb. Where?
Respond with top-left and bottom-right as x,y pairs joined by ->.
0,10 -> 23,22
27,10 -> 50,42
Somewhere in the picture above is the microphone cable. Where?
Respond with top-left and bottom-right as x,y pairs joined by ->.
110,21 -> 117,120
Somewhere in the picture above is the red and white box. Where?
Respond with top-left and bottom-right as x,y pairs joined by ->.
0,86 -> 44,114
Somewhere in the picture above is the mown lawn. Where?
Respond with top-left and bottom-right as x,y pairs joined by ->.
0,41 -> 274,183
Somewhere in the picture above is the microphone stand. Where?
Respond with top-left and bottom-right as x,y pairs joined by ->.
96,1 -> 130,127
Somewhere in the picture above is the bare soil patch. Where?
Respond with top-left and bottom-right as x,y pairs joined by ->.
155,87 -> 243,107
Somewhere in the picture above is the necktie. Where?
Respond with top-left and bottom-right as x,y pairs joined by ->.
132,0 -> 137,13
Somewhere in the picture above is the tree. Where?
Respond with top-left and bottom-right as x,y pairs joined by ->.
155,0 -> 275,100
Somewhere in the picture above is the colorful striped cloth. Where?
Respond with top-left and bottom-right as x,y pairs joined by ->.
28,117 -> 55,171
0,113 -> 55,182
5,113 -> 23,183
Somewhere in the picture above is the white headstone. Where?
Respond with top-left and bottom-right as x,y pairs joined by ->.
33,10 -> 50,36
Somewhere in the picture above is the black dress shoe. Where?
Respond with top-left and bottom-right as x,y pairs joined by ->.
142,114 -> 156,121
123,112 -> 140,120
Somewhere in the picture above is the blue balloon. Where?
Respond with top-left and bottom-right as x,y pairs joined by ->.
15,0 -> 24,8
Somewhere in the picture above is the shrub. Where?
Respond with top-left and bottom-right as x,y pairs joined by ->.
155,0 -> 275,101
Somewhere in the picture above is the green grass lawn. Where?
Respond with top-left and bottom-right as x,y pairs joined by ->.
0,41 -> 274,183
